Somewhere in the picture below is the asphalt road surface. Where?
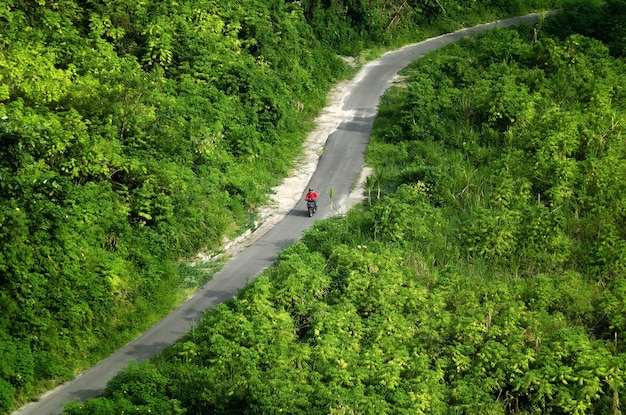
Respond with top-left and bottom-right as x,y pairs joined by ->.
14,13 -> 547,415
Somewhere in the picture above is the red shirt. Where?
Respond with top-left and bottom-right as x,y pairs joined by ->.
306,191 -> 318,201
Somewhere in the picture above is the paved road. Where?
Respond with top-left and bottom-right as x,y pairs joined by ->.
14,13 -> 547,415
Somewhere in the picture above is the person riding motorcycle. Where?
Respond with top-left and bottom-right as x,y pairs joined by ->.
305,188 -> 318,211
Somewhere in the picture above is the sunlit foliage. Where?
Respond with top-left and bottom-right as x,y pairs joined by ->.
60,2 -> 626,414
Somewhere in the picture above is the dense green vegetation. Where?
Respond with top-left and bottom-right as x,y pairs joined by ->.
47,0 -> 626,414
0,0 -> 563,411
0,0 -> 344,411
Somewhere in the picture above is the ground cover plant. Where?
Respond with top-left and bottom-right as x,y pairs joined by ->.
59,1 -> 626,414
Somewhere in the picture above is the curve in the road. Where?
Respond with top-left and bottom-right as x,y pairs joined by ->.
13,12 -> 548,415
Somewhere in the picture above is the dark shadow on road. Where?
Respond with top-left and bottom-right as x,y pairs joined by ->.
337,115 -> 376,133
66,389 -> 103,404
122,342 -> 174,361
289,207 -> 315,217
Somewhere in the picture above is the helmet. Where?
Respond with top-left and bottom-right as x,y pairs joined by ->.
309,188 -> 313,192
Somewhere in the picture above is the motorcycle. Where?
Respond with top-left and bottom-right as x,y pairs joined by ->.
306,200 -> 317,217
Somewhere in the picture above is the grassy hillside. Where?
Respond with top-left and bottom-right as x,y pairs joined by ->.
56,1 -> 626,414
1,0 -> 561,412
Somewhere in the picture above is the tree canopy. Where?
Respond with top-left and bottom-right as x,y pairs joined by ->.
1,0 -> 348,411
4,0 -> 566,412
57,1 -> 626,414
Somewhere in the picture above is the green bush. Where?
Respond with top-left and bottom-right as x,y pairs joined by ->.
104,361 -> 168,405
0,340 -> 34,389
0,378 -> 13,413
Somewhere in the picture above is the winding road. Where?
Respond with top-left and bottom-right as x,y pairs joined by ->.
14,13 -> 547,415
